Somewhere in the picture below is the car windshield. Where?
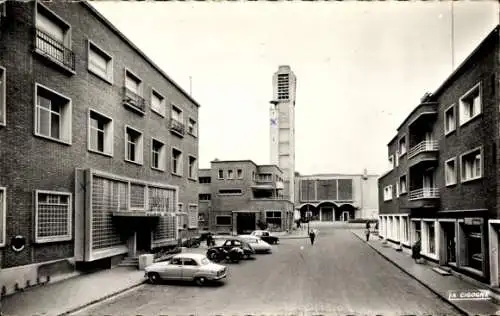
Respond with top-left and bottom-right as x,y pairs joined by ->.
201,258 -> 210,265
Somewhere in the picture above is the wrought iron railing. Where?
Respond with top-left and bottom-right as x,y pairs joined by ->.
35,28 -> 75,71
122,87 -> 146,113
409,187 -> 439,200
170,118 -> 185,135
408,140 -> 439,158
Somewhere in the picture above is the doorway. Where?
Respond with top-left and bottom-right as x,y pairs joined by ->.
321,208 -> 333,222
442,222 -> 457,264
342,211 -> 349,221
136,226 -> 152,255
237,213 -> 256,234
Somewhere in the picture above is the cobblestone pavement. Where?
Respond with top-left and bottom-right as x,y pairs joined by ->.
73,227 -> 460,316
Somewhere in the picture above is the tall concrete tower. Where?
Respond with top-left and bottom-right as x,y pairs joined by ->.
270,65 -> 296,204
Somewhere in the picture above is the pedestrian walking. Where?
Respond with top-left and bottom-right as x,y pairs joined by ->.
365,221 -> 371,241
412,238 -> 422,263
309,229 -> 316,245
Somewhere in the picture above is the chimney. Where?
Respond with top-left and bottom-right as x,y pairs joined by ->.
362,168 -> 368,180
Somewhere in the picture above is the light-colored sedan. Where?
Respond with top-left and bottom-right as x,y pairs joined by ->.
238,235 -> 272,253
144,253 -> 228,285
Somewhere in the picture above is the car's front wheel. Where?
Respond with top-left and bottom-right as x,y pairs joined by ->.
195,277 -> 207,286
148,272 -> 161,284
207,251 -> 220,262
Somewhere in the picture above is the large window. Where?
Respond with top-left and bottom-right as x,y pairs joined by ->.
88,41 -> 113,83
35,190 -> 72,243
424,221 -> 436,255
171,148 -> 183,176
399,175 -> 407,194
125,126 -> 143,164
0,187 -> 5,247
463,224 -> 483,271
444,104 -> 456,135
445,157 -> 457,186
88,110 -> 113,156
151,138 -> 166,171
460,147 -> 482,182
383,185 -> 393,201
216,215 -> 232,226
188,156 -> 197,180
0,66 -> 5,126
35,83 -> 72,144
266,211 -> 282,231
188,204 -> 198,229
459,82 -> 481,125
398,137 -> 407,156
151,89 -> 165,116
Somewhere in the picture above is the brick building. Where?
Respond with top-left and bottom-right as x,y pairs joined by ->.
378,25 -> 499,285
294,170 -> 379,222
198,160 -> 294,234
0,1 -> 200,295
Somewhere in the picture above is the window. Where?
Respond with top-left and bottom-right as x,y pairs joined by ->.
388,155 -> 394,170
0,187 -> 5,247
395,151 -> 399,167
151,89 -> 165,116
35,83 -> 72,144
218,189 -> 243,195
188,204 -> 198,228
460,148 -> 482,182
444,104 -> 456,134
188,156 -> 197,179
237,169 -> 243,178
199,177 -> 211,184
0,66 -> 5,126
35,3 -> 74,70
170,106 -> 184,135
171,106 -> 183,122
151,138 -> 166,171
35,190 -> 72,243
459,83 -> 481,125
188,118 -> 197,136
383,185 -> 393,201
123,70 -> 145,113
88,110 -> 113,156
463,224 -> 483,271
402,217 -> 409,244
125,126 -> 143,164
171,148 -> 183,176
88,41 -> 113,83
125,70 -> 142,96
216,215 -> 232,226
227,170 -> 234,179
445,157 -> 457,186
399,175 -> 407,194
218,169 -> 224,179
199,194 -> 211,201
399,137 -> 406,156
424,221 -> 436,255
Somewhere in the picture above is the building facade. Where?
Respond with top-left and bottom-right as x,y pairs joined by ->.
378,25 -> 499,285
270,65 -> 296,204
0,1 -> 199,296
295,170 -> 379,222
198,160 -> 294,234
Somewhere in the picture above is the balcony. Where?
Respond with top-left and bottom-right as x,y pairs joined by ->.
122,87 -> 146,114
170,118 -> 185,136
408,140 -> 439,168
407,187 -> 440,209
34,28 -> 75,72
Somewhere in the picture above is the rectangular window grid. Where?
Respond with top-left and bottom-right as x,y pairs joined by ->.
188,205 -> 198,228
130,183 -> 145,209
36,191 -> 71,242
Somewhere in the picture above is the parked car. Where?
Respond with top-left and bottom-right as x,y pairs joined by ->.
250,230 -> 280,244
144,253 -> 227,285
207,237 -> 255,263
238,235 -> 272,253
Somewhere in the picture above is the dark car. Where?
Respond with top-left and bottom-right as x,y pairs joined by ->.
250,230 -> 279,244
206,237 -> 255,263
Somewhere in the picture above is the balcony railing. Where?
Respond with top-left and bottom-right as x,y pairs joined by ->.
35,29 -> 75,71
408,140 -> 439,159
409,188 -> 439,200
170,118 -> 185,135
122,87 -> 146,114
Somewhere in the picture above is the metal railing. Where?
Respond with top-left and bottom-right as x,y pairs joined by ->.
408,140 -> 439,158
170,118 -> 185,135
409,187 -> 439,200
35,29 -> 75,71
122,87 -> 146,113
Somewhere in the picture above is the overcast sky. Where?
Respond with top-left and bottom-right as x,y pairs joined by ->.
91,1 -> 499,176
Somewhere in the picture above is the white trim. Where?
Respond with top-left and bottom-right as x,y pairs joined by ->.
90,168 -> 179,190
150,137 -> 166,172
34,190 -> 72,243
124,125 -> 144,165
383,185 -> 393,201
87,108 -> 114,157
459,146 -> 483,183
0,187 -> 5,247
444,103 -> 456,135
34,82 -> 73,145
459,81 -> 482,126
150,88 -> 166,117
87,39 -> 113,85
171,146 -> 183,177
187,203 -> 198,229
0,65 -> 5,126
124,68 -> 143,97
444,156 -> 457,186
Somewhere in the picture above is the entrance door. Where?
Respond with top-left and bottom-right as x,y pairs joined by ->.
321,208 -> 333,221
342,211 -> 349,221
443,222 -> 457,264
237,213 -> 256,234
136,226 -> 151,254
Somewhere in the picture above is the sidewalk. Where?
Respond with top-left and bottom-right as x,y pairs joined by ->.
352,229 -> 500,316
0,266 -> 146,316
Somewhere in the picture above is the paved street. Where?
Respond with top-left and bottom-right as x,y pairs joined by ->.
74,227 -> 459,315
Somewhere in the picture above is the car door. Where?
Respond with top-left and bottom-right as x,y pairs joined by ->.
162,257 -> 183,280
181,258 -> 199,280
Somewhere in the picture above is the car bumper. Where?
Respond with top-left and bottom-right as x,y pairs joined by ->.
207,273 -> 227,281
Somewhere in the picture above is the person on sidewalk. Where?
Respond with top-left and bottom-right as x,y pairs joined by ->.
412,238 -> 422,263
309,229 -> 316,245
365,222 -> 371,241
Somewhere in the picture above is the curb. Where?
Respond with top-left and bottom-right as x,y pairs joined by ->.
351,231 -> 469,316
57,279 -> 147,316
